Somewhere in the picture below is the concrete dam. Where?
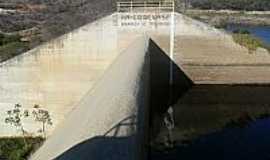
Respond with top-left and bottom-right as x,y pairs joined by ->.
1,2 -> 270,159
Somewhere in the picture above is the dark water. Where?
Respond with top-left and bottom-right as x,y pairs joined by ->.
226,25 -> 270,44
150,24 -> 270,159
151,118 -> 270,160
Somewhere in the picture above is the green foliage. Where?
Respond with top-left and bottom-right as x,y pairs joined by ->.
0,137 -> 44,160
191,0 -> 270,11
232,33 -> 269,53
232,28 -> 250,34
2,104 -> 52,159
0,33 -> 29,62
0,33 -> 21,46
0,42 -> 29,62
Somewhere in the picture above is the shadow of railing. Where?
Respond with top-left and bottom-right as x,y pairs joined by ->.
103,115 -> 137,137
56,115 -> 138,160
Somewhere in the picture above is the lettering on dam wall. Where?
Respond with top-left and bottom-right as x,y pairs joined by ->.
115,13 -> 171,27
114,1 -> 174,28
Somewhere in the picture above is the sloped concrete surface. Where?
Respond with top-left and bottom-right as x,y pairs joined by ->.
0,15 -> 121,136
3,12 -> 270,136
30,36 -> 150,160
152,14 -> 270,84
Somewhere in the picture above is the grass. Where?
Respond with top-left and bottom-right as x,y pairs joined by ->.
232,33 -> 270,53
0,42 -> 29,62
0,137 -> 44,160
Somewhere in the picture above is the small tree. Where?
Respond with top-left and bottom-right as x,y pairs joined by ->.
5,103 -> 29,146
32,104 -> 53,138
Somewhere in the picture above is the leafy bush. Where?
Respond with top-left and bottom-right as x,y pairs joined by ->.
0,137 -> 44,160
0,42 -> 29,62
232,29 -> 250,34
0,34 -> 21,46
232,33 -> 268,53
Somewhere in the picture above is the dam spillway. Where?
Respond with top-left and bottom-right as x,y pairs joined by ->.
1,8 -> 270,160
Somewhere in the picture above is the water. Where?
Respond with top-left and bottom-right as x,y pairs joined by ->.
150,85 -> 270,160
226,25 -> 270,44
151,118 -> 270,160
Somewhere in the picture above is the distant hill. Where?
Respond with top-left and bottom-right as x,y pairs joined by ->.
0,0 -> 117,61
189,0 -> 270,11
0,0 -> 116,41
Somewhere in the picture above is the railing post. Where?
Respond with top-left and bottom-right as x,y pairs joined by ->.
131,1 -> 133,12
116,0 -> 174,13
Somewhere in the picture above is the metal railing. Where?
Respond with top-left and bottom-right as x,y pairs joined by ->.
117,1 -> 175,12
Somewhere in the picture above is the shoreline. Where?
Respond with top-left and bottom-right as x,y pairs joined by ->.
185,9 -> 270,27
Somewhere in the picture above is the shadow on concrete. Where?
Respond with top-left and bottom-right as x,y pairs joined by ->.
55,136 -> 136,160
148,39 -> 194,139
53,38 -> 194,160
176,84 -> 270,105
55,115 -> 137,160
103,115 -> 137,137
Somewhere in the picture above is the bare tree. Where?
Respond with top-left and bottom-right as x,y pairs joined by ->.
5,103 -> 30,146
32,104 -> 53,138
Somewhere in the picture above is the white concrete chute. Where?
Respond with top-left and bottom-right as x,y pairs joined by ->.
30,36 -> 150,160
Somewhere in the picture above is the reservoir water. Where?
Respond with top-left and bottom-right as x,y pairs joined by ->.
226,25 -> 270,44
151,118 -> 270,160
150,85 -> 270,160
150,25 -> 270,159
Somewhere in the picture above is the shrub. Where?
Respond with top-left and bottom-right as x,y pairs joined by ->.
0,137 -> 44,160
232,33 -> 268,53
0,42 -> 29,62
232,28 -> 250,34
0,34 -> 21,46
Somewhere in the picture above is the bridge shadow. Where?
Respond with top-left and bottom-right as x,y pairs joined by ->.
148,39 -> 194,140
55,115 -> 138,160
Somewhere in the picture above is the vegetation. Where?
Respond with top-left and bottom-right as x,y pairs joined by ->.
232,28 -> 250,34
0,33 -> 29,62
2,104 -> 52,160
232,33 -> 269,53
0,137 -> 44,160
5,104 -> 30,147
0,33 -> 21,46
190,0 -> 270,11
32,105 -> 53,138
5,104 -> 53,138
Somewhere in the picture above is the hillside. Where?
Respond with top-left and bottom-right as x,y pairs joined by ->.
190,0 -> 270,11
0,0 -> 117,61
0,0 -> 116,41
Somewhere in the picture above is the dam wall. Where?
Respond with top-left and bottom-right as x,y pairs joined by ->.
31,36 -> 150,160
